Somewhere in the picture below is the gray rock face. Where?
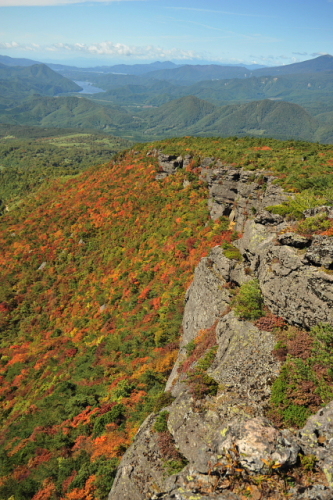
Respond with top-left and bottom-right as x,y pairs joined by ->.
108,414 -> 167,500
304,235 -> 333,268
299,401 -> 333,488
151,490 -> 241,500
156,153 -> 193,179
109,155 -> 333,500
210,312 -> 279,418
238,220 -> 333,328
158,153 -> 184,175
166,246 -> 232,395
304,206 -> 333,218
277,231 -> 312,248
214,417 -> 299,474
254,210 -> 284,225
200,166 -> 289,230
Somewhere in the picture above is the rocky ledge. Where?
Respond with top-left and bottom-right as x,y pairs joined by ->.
108,155 -> 333,500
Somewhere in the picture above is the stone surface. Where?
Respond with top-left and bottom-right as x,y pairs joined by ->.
108,414 -> 167,500
213,417 -> 299,474
304,206 -> 333,218
304,235 -> 333,269
167,394 -> 220,474
158,153 -> 184,176
200,165 -> 289,230
210,312 -> 279,419
166,246 -> 232,395
299,401 -> 333,488
237,220 -> 333,328
150,491 -> 241,500
254,210 -> 284,225
277,232 -> 312,248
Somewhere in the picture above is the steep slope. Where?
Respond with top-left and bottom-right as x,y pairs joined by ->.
109,139 -> 333,500
0,146 -> 232,500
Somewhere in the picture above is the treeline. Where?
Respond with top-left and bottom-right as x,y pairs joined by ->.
0,129 -> 132,204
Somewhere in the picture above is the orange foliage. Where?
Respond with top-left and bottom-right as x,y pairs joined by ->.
92,431 -> 129,460
154,350 -> 178,374
32,479 -> 57,500
61,475 -> 96,500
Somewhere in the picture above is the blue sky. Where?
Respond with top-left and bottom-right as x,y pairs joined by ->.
0,0 -> 332,67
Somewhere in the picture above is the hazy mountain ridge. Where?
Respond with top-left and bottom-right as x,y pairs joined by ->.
252,54 -> 333,76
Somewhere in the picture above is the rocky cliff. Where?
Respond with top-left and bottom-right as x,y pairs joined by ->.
108,153 -> 333,500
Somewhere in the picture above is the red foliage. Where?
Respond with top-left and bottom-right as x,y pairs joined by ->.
254,313 -> 287,332
180,322 -> 218,374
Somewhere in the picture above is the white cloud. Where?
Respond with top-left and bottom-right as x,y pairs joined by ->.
0,41 -> 20,48
0,0 -> 142,6
0,40 -> 201,60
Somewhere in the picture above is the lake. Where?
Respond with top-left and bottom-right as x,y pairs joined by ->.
74,81 -> 105,94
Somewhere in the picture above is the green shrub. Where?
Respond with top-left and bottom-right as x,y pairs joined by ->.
232,279 -> 264,320
300,454 -> 318,471
154,410 -> 169,432
283,404 -> 312,428
269,323 -> 333,427
163,458 -> 188,476
186,346 -> 218,399
222,241 -> 243,261
267,191 -> 328,220
185,340 -> 196,356
152,391 -> 175,412
297,213 -> 331,234
93,404 -> 126,436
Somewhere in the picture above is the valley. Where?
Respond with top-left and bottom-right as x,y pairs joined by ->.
0,55 -> 333,143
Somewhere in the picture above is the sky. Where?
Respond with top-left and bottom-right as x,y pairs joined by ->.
0,0 -> 332,68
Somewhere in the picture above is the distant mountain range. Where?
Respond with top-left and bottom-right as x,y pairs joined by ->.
252,54 -> 333,76
0,53 -> 333,144
0,55 -> 265,75
0,54 -> 41,67
48,60 -> 180,75
55,55 -> 333,86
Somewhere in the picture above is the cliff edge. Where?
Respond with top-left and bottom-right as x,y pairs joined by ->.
109,154 -> 333,500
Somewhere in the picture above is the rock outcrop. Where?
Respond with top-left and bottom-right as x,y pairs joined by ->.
109,156 -> 333,500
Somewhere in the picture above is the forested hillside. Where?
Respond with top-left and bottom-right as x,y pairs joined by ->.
0,140 -> 233,500
1,136 -> 333,499
0,125 -> 131,205
0,64 -> 81,105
